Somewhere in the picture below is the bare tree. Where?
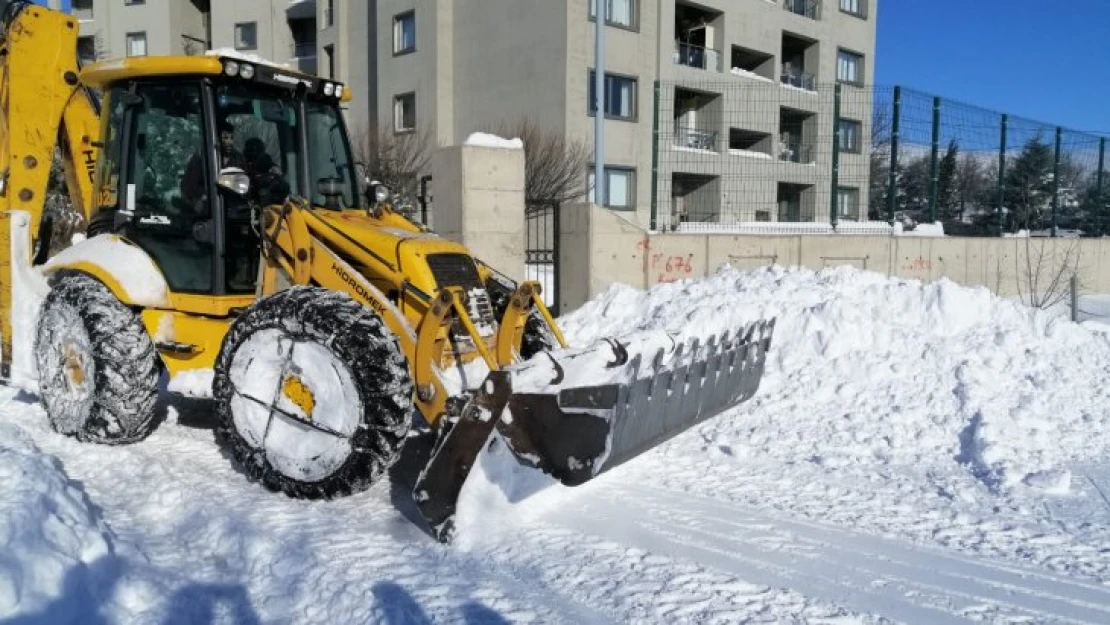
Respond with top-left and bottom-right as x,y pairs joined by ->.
351,124 -> 433,215
1014,237 -> 1080,309
484,118 -> 589,215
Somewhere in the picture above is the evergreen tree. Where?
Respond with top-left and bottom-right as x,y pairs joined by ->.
936,139 -> 959,221
1004,136 -> 1053,231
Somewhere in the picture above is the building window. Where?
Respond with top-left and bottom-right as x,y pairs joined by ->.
325,0 -> 335,27
126,31 -> 147,57
589,0 -> 638,29
587,166 -> 635,209
839,0 -> 866,17
234,22 -> 257,51
393,11 -> 415,54
837,49 -> 863,84
838,118 -> 861,153
124,0 -> 144,4
77,36 -> 97,65
394,93 -> 416,133
837,187 -> 860,219
588,70 -> 637,120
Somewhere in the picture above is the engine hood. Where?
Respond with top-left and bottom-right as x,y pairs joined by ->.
308,209 -> 486,298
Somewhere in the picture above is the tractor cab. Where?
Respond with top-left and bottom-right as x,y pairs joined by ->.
80,56 -> 357,301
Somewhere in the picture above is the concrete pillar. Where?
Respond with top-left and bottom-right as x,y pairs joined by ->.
430,144 -> 526,283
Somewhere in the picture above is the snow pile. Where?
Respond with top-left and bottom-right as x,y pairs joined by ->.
464,133 -> 523,150
205,48 -> 293,69
0,423 -> 119,621
898,222 -> 947,237
551,265 -> 1110,492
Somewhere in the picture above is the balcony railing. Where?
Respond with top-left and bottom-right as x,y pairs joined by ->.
780,69 -> 816,91
674,127 -> 719,152
778,142 -> 815,164
291,41 -> 317,58
674,42 -> 722,72
784,0 -> 820,19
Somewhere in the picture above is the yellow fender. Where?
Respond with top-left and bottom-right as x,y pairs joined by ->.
40,234 -> 170,308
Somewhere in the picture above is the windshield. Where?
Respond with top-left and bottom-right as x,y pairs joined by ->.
306,100 -> 359,209
212,85 -> 358,209
215,85 -> 300,204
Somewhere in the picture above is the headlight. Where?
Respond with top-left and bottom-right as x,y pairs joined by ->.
224,60 -> 240,77
240,63 -> 255,79
324,82 -> 335,96
374,185 -> 392,203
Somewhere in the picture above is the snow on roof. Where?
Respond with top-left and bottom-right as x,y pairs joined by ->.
205,48 -> 294,71
464,132 -> 524,150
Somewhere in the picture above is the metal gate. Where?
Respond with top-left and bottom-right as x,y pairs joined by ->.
525,204 -> 560,315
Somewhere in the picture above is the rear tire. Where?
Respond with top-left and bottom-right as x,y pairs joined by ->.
212,287 -> 413,499
34,271 -> 160,444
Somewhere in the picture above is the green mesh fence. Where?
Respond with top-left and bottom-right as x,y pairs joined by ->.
652,80 -> 1108,237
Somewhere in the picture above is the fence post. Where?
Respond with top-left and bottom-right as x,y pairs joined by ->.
650,81 -> 660,231
552,202 -> 562,316
997,114 -> 1008,235
1098,137 -> 1106,236
887,86 -> 900,226
1052,126 -> 1062,237
830,83 -> 842,229
928,96 -> 941,223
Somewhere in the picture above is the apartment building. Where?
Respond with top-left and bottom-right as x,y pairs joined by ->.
63,0 -> 877,229
330,0 -> 878,229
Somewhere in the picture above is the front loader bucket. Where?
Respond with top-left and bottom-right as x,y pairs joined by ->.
498,319 -> 776,486
413,318 -> 775,542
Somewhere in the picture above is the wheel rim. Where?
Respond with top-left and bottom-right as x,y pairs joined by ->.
38,304 -> 95,434
226,328 -> 363,483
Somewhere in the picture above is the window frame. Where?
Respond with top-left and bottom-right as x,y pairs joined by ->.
393,10 -> 416,55
837,186 -> 860,219
125,31 -> 147,57
233,22 -> 258,51
839,0 -> 867,19
587,69 -> 638,122
836,48 -> 864,85
837,118 -> 862,154
588,0 -> 640,32
393,92 -> 416,134
124,0 -> 144,5
587,165 -> 637,210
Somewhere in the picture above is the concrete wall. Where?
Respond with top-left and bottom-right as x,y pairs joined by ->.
559,204 -> 1110,312
430,144 -> 527,282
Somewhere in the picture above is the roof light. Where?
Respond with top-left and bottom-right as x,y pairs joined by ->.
334,84 -> 343,98
240,63 -> 255,79
224,60 -> 240,77
323,82 -> 335,97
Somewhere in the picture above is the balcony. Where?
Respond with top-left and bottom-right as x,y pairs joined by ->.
780,69 -> 816,91
674,42 -> 722,72
778,141 -> 814,164
675,127 -> 719,152
286,0 -> 316,21
784,0 -> 820,20
291,41 -> 317,58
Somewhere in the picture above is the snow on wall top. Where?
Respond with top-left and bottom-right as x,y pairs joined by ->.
42,235 -> 170,308
464,133 -> 524,150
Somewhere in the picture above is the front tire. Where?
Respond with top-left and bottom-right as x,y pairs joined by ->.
34,272 -> 161,444
212,287 -> 414,499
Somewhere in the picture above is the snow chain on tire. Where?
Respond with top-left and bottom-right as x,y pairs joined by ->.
212,287 -> 414,499
34,271 -> 161,444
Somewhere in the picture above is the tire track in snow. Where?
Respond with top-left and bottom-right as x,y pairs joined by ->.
551,482 -> 1110,624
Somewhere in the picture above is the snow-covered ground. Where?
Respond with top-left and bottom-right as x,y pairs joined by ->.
7,265 -> 1110,623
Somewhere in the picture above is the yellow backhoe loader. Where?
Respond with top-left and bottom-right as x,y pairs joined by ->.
0,2 -> 775,541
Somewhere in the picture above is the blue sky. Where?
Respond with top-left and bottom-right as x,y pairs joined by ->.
876,0 -> 1110,134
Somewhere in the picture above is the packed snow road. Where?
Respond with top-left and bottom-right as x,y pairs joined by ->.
5,265 -> 1110,624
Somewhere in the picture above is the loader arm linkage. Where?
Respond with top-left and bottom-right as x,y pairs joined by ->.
0,2 -> 101,375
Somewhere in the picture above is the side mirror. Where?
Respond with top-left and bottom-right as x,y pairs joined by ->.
218,167 -> 250,196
